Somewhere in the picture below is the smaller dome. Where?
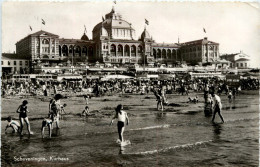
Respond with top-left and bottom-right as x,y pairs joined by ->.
81,33 -> 89,41
141,28 -> 151,40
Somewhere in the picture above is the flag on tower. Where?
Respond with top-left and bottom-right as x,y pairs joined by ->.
84,25 -> 87,33
203,28 -> 206,33
29,25 -> 32,31
42,19 -> 45,25
145,19 -> 149,25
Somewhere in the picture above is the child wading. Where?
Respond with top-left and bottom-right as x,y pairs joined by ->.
110,104 -> 129,143
16,100 -> 33,135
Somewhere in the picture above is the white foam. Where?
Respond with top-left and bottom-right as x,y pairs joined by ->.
129,124 -> 170,131
128,140 -> 213,155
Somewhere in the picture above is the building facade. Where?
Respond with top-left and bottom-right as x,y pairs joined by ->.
220,51 -> 250,69
14,7 -> 220,71
1,53 -> 30,75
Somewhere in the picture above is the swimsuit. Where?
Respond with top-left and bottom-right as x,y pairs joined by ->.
117,121 -> 125,130
19,106 -> 28,118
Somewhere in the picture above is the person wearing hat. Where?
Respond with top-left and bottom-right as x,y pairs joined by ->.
16,100 -> 33,135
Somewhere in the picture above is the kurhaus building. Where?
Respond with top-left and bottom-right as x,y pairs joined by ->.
15,7 -> 220,69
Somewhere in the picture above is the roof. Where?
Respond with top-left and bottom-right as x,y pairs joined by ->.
235,58 -> 250,61
152,43 -> 180,48
81,33 -> 89,41
141,28 -> 151,40
59,38 -> 95,45
93,8 -> 134,34
16,30 -> 59,44
181,37 -> 219,46
109,39 -> 141,43
220,52 -> 250,61
30,30 -> 59,37
2,53 -> 29,60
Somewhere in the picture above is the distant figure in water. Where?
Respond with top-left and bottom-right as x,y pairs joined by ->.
83,95 -> 91,105
82,106 -> 90,116
59,103 -> 67,120
228,91 -> 233,102
153,89 -> 164,111
188,96 -> 199,103
5,116 -> 20,133
204,93 -> 213,117
16,100 -> 33,135
49,94 -> 63,128
110,104 -> 129,143
211,92 -> 225,123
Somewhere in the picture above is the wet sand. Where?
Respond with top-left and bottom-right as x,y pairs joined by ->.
1,91 -> 259,167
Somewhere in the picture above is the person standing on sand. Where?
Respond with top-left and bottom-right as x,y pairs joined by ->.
211,92 -> 225,123
110,104 -> 129,143
16,100 -> 33,135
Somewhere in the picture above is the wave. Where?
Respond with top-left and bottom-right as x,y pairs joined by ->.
128,140 -> 213,155
129,124 -> 170,131
85,124 -> 171,135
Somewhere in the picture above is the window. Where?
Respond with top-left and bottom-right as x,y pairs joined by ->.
240,63 -> 243,67
14,67 -> 16,72
1,61 -> 3,65
8,61 -> 10,65
42,39 -> 49,44
14,61 -> 16,65
20,61 -> 22,66
52,47 -> 55,53
245,63 -> 247,67
25,61 -> 28,66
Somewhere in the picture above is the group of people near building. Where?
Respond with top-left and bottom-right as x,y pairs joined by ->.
3,76 -> 258,143
2,76 -> 258,98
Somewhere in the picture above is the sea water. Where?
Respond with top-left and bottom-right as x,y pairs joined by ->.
1,93 -> 259,166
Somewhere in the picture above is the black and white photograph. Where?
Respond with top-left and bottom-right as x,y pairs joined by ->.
1,1 -> 259,166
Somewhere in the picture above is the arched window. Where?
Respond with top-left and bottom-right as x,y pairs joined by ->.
42,39 -> 49,44
167,49 -> 171,59
124,45 -> 130,57
138,46 -> 142,53
61,45 -> 68,57
157,49 -> 161,58
162,49 -> 166,59
110,44 -> 116,56
131,45 -> 136,57
118,45 -> 123,56
82,46 -> 87,56
153,49 -> 156,59
69,45 -> 73,54
74,46 -> 81,57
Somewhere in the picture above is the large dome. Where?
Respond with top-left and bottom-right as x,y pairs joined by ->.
92,7 -> 135,40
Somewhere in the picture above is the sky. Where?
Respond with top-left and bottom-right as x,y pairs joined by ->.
2,1 -> 260,67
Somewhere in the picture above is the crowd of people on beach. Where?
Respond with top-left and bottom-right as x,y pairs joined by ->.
2,77 -> 258,98
3,76 -> 259,144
